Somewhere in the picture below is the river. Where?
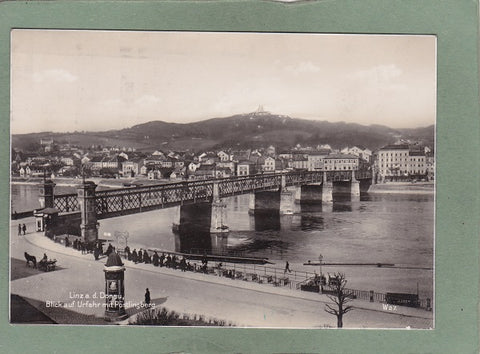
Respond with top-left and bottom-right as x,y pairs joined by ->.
11,183 -> 434,298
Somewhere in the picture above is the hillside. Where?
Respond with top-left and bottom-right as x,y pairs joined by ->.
12,113 -> 435,153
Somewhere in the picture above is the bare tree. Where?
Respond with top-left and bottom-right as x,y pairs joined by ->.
324,273 -> 355,328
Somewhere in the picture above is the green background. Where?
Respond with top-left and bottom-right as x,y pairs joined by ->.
0,1 -> 478,353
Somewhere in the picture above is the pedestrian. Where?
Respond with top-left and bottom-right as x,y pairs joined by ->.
143,250 -> 150,264
93,246 -> 100,261
180,257 -> 187,272
144,288 -> 151,305
18,224 -> 22,236
22,223 -> 26,235
284,261 -> 292,274
172,255 -> 177,269
106,243 -> 113,256
152,251 -> 159,266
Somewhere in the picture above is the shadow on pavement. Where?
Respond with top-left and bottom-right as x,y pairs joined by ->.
10,294 -> 57,324
10,257 -> 65,281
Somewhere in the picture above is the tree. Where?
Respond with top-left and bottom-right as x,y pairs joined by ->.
324,273 -> 355,328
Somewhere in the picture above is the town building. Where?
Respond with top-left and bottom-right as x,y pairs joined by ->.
375,144 -> 410,181
262,156 -> 275,172
323,154 -> 359,171
291,152 -> 308,170
341,146 -> 372,162
375,144 -> 428,182
408,151 -> 427,178
217,151 -> 230,162
122,158 -> 144,177
426,155 -> 435,181
237,161 -> 257,176
307,149 -> 331,171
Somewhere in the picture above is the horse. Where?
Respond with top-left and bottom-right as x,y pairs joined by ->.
24,252 -> 37,268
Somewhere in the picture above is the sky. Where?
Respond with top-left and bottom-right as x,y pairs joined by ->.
10,30 -> 436,134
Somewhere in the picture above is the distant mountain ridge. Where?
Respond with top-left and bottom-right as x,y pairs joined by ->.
12,112 -> 435,153
118,112 -> 434,150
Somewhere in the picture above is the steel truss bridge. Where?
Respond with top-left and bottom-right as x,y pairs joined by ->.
53,170 -> 371,219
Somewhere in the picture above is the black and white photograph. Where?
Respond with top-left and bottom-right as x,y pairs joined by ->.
9,30 -> 435,328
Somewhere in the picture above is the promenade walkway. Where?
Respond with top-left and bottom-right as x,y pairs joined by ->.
9,218 -> 433,328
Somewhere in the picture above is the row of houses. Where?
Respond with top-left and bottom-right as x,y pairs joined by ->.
13,138 -> 433,182
374,144 -> 434,182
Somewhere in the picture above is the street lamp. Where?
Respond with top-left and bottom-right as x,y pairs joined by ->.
319,254 -> 323,276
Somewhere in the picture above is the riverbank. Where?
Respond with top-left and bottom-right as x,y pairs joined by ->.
368,182 -> 434,194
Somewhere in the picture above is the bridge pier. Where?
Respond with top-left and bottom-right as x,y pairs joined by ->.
172,206 -> 181,233
350,176 -> 360,202
172,183 -> 229,238
38,179 -> 56,209
322,174 -> 333,204
280,188 -> 296,215
210,183 -> 229,234
210,200 -> 228,234
77,181 -> 99,244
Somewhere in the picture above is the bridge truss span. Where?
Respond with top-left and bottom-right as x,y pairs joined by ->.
95,180 -> 215,219
50,170 -> 371,218
53,193 -> 80,212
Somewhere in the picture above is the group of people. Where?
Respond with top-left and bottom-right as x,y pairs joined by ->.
69,237 -> 98,255
64,237 -> 111,261
123,246 -> 195,272
71,238 -> 86,254
17,223 -> 26,236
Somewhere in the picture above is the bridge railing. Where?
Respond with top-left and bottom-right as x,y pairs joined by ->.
218,174 -> 283,196
326,171 -> 352,182
355,170 -> 372,180
286,171 -> 324,185
95,181 -> 215,217
53,193 -> 80,213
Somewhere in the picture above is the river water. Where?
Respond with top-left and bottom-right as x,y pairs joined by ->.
11,183 -> 434,297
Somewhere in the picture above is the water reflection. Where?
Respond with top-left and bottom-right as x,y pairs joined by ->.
226,231 -> 287,257
332,202 -> 352,212
175,230 -> 212,254
296,203 -> 324,231
362,193 -> 433,203
252,211 -> 280,231
174,203 -> 212,254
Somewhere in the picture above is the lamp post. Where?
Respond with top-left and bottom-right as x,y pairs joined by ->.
319,254 -> 323,276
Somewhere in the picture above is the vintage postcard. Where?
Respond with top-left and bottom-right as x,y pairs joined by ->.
9,29 -> 435,329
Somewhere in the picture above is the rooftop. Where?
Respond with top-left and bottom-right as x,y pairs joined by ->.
324,154 -> 359,159
379,144 -> 409,150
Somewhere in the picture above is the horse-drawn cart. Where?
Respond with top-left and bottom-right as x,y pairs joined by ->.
38,259 -> 57,272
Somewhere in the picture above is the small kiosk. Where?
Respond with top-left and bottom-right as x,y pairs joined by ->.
33,207 -> 59,236
103,252 -> 127,322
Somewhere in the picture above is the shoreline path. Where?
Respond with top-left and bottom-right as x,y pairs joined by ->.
10,217 -> 433,328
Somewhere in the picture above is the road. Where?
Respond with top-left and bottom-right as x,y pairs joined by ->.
10,218 -> 433,328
